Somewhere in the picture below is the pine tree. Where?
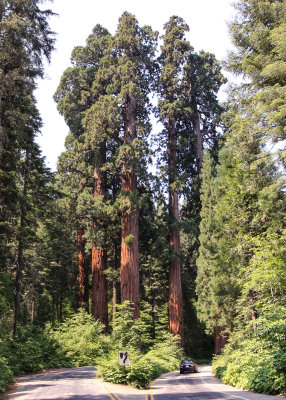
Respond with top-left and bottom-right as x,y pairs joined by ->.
227,0 -> 286,164
0,0 -> 55,336
196,153 -> 217,330
198,92 -> 285,339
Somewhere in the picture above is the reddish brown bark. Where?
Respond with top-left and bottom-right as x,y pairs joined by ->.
92,244 -> 108,328
168,119 -> 184,346
120,95 -> 140,319
91,148 -> 108,331
214,326 -> 228,354
77,227 -> 89,312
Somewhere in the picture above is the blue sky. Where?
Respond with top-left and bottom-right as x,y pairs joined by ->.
36,0 -> 235,170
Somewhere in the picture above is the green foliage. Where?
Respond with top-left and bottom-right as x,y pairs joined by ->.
97,332 -> 182,388
112,301 -> 153,352
227,0 -> 286,159
96,302 -> 182,388
47,309 -> 110,366
0,309 -> 112,391
212,305 -> 286,396
143,332 -> 183,371
0,323 -> 65,377
0,357 -> 13,392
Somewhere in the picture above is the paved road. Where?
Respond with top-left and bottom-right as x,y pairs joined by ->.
4,365 -> 284,400
147,365 -> 284,400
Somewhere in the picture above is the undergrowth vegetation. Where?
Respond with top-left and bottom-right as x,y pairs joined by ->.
212,305 -> 286,397
0,303 -> 182,392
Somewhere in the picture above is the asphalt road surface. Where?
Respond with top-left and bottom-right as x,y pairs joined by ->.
4,365 -> 284,400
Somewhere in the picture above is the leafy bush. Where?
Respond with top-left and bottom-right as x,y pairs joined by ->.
112,301 -> 153,352
0,308 -> 110,392
1,325 -> 65,375
0,306 -> 182,391
97,333 -> 182,388
47,309 -> 110,366
212,305 -> 286,396
0,357 -> 13,392
97,353 -> 161,389
145,333 -> 183,370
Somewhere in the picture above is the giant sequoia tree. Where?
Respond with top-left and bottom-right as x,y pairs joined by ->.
113,13 -> 157,319
54,25 -> 113,323
53,13 -> 225,349
55,14 -> 158,323
157,16 -> 191,344
157,16 -> 225,345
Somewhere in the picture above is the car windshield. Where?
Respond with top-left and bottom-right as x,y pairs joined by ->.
182,359 -> 193,364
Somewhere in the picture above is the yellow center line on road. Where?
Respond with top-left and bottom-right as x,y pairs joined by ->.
96,378 -> 122,400
146,376 -> 158,400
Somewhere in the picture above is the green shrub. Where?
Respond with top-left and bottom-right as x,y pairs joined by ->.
145,333 -> 183,370
0,309 -> 110,382
1,325 -> 65,375
47,309 -> 110,366
126,358 -> 157,388
97,355 -> 158,389
212,306 -> 286,396
0,357 -> 13,392
112,301 -> 153,353
97,333 -> 182,388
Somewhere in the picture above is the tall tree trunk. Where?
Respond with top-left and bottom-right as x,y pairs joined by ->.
120,95 -> 140,319
193,108 -> 203,175
112,282 -> 116,334
77,227 -> 89,311
91,145 -> 108,331
168,119 -> 184,346
12,158 -> 28,338
214,325 -> 228,354
12,255 -> 21,337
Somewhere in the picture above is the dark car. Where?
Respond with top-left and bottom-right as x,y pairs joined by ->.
179,359 -> 198,374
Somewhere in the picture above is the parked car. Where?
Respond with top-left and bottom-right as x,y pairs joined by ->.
179,359 -> 198,374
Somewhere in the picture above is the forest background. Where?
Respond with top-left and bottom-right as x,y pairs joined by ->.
0,0 -> 285,396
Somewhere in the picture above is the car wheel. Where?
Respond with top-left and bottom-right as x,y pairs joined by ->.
180,370 -> 184,374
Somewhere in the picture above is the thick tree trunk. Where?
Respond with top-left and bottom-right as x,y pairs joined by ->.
168,119 -> 184,346
92,245 -> 108,329
77,227 -> 89,311
120,95 -> 140,319
91,146 -> 108,331
214,325 -> 228,354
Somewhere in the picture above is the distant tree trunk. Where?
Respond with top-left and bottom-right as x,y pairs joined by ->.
91,145 -> 108,331
168,118 -> 184,346
214,325 -> 228,354
12,255 -> 22,338
12,159 -> 28,338
112,282 -> 116,334
77,227 -> 89,311
31,297 -> 35,324
120,94 -> 140,319
249,291 -> 258,331
193,108 -> 203,175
